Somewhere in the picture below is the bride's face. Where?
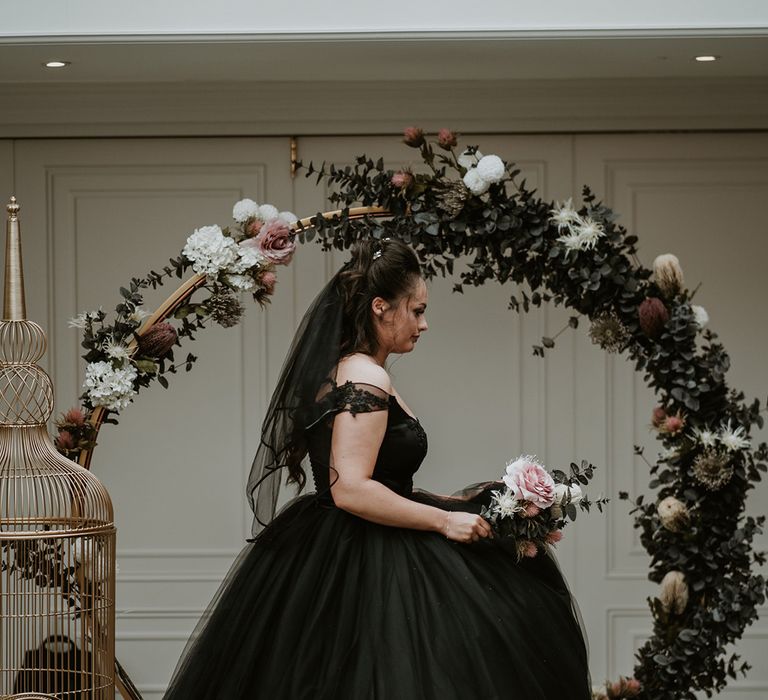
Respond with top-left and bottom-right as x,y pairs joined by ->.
373,277 -> 429,355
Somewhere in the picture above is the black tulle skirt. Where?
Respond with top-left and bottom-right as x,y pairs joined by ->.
164,495 -> 591,700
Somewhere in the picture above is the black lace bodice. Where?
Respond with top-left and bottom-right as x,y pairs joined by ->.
306,381 -> 428,503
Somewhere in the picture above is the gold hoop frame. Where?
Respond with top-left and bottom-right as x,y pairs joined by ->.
76,206 -> 390,471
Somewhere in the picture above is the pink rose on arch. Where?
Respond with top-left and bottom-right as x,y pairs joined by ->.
255,220 -> 296,265
502,455 -> 556,509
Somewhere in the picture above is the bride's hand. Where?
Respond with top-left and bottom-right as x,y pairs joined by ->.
441,512 -> 493,543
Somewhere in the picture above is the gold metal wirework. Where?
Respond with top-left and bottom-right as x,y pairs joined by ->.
0,197 -> 116,699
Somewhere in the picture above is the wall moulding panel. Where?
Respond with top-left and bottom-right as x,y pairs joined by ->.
1,77 -> 767,138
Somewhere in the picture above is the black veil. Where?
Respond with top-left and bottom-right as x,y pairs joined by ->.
246,265 -> 348,537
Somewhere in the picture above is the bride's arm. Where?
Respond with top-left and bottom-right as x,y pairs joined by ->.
330,365 -> 491,543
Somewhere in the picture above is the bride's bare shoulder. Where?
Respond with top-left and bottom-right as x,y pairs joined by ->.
336,354 -> 392,394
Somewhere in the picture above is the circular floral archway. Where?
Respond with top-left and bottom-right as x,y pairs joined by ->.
60,129 -> 766,700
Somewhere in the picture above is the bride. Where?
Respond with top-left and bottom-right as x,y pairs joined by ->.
164,237 -> 591,699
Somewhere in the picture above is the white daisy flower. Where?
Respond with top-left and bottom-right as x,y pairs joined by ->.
692,426 -> 718,448
573,217 -> 605,250
718,421 -> 751,452
102,338 -> 131,364
491,489 -> 523,518
549,198 -> 580,231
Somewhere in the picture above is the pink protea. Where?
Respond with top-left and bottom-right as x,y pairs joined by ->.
638,297 -> 669,339
545,530 -> 563,544
62,407 -> 86,426
260,270 -> 277,295
522,502 -> 541,518
437,128 -> 458,149
521,541 -> 538,558
390,170 -> 414,190
651,405 -> 667,428
255,220 -> 296,265
56,430 -> 75,451
138,321 -> 178,359
624,678 -> 641,696
245,218 -> 265,237
403,126 -> 425,148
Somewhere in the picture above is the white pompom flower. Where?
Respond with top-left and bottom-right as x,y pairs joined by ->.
462,168 -> 490,195
232,198 -> 260,223
258,204 -> 280,222
278,211 -> 299,225
182,225 -> 238,276
457,148 -> 483,170
476,154 -> 506,184
84,361 -> 138,412
692,305 -> 709,329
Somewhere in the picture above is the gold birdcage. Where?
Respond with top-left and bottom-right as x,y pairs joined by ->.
0,197 -> 116,699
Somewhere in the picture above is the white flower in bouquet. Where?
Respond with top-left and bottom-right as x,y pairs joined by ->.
718,421 -> 750,452
258,204 -> 280,222
502,455 -> 556,509
573,217 -> 605,249
182,225 -> 238,276
491,489 -> 524,518
230,243 -> 265,274
558,232 -> 585,252
457,148 -> 483,170
127,306 -> 150,324
84,361 -> 138,412
553,482 -> 583,506
475,155 -> 506,184
278,211 -> 299,225
232,198 -> 260,223
549,198 -> 580,231
68,309 -> 101,329
691,305 -> 709,329
102,339 -> 131,364
225,274 -> 257,292
462,168 -> 490,196
692,425 -> 718,448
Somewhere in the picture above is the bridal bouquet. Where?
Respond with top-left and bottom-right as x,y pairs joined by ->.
480,455 -> 606,559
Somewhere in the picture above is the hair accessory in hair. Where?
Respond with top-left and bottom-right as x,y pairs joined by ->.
372,248 -> 382,260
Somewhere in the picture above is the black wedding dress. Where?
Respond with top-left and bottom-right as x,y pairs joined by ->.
164,381 -> 592,699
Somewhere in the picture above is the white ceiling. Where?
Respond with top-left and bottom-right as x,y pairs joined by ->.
1,35 -> 766,83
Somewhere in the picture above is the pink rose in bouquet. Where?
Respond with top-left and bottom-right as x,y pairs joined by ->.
502,455 -> 556,509
255,220 -> 296,265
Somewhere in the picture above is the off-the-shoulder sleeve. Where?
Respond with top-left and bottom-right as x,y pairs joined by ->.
333,381 -> 390,416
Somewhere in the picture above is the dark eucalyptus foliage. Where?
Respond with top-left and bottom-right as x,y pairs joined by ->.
299,132 -> 767,700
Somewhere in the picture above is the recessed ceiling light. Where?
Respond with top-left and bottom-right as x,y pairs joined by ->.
694,55 -> 719,62
44,60 -> 70,68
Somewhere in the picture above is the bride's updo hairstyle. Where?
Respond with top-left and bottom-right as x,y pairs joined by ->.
337,238 -> 422,357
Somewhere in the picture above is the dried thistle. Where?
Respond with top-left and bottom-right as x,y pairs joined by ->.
588,311 -> 630,352
659,570 -> 689,615
692,448 -> 734,490
209,291 -> 244,328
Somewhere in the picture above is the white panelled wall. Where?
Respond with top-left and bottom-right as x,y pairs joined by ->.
1,133 -> 766,698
